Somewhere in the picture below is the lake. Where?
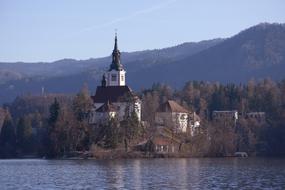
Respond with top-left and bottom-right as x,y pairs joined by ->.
0,158 -> 284,189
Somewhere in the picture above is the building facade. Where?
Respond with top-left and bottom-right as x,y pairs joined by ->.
245,112 -> 266,123
155,100 -> 200,134
188,112 -> 201,136
212,110 -> 239,122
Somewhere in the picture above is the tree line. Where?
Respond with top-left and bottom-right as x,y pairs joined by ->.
0,78 -> 285,158
0,84 -> 141,158
141,78 -> 285,156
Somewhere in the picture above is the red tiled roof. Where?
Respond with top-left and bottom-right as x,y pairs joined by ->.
91,86 -> 134,103
157,100 -> 189,113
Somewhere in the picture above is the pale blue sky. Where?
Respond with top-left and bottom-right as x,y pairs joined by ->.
0,0 -> 284,62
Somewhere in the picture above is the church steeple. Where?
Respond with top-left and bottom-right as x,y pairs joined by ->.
109,33 -> 123,71
104,33 -> 126,87
114,32 -> 118,51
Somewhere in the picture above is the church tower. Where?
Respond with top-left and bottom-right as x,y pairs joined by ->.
91,33 -> 141,124
103,33 -> 126,87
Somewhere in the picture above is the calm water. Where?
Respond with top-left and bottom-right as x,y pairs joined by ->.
0,158 -> 284,190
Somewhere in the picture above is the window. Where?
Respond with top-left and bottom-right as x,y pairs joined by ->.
121,75 -> 124,81
111,74 -> 116,81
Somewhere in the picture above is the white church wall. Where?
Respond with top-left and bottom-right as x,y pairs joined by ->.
89,101 -> 141,125
134,100 -> 141,121
119,70 -> 126,86
107,70 -> 119,86
107,70 -> 126,86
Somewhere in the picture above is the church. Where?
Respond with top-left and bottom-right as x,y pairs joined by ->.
89,34 -> 141,125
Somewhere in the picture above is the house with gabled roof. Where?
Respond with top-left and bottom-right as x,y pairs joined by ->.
155,100 -> 200,134
135,127 -> 182,153
89,34 -> 141,125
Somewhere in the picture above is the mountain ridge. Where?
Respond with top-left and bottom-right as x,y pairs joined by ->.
1,23 -> 285,104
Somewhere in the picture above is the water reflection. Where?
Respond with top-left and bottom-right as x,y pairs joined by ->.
187,159 -> 201,189
112,162 -> 124,189
0,158 -> 285,189
179,159 -> 188,189
132,159 -> 142,190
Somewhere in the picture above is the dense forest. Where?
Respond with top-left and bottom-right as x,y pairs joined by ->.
0,78 -> 285,158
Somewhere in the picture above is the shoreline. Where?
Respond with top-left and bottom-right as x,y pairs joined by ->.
1,152 -> 274,160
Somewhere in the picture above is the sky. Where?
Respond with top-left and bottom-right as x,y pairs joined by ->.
0,0 -> 285,62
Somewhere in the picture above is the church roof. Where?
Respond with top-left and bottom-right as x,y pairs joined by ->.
157,100 -> 189,113
96,101 -> 116,112
91,86 -> 135,103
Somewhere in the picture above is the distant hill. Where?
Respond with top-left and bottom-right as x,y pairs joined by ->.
1,23 -> 285,104
0,38 -> 222,104
128,23 -> 285,87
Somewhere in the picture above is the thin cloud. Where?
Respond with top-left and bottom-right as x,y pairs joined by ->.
81,0 -> 178,32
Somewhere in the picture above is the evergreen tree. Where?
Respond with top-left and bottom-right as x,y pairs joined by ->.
72,84 -> 93,151
46,98 -> 61,157
16,116 -> 33,153
48,98 -> 60,126
104,118 -> 119,149
120,111 -> 141,151
0,113 -> 16,158
73,83 -> 93,122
